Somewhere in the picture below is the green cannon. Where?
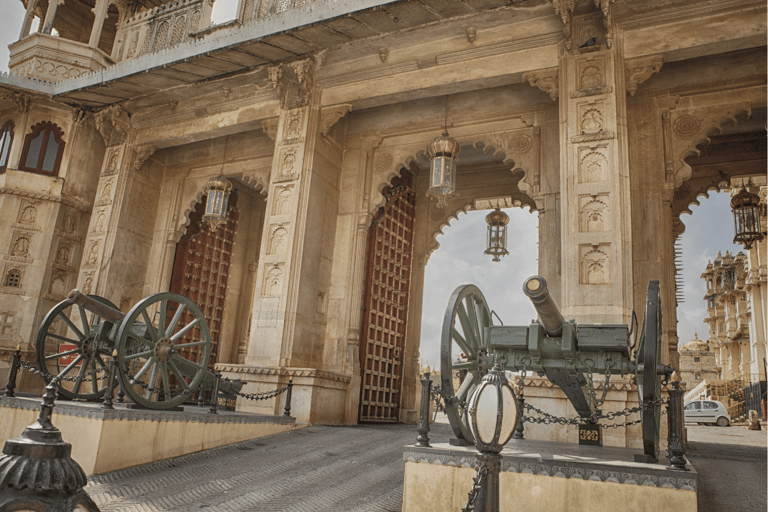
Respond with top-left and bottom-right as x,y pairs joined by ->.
34,290 -> 242,410
440,276 -> 672,461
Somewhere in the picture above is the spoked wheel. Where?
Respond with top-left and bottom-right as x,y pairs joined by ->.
115,292 -> 211,410
440,285 -> 493,443
635,280 -> 662,461
35,295 -> 118,401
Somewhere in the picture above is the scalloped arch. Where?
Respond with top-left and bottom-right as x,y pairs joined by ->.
673,107 -> 751,189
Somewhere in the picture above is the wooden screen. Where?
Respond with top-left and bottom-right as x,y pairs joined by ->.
359,174 -> 415,422
169,192 -> 239,369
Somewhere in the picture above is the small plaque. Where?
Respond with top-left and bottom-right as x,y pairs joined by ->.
578,424 -> 602,446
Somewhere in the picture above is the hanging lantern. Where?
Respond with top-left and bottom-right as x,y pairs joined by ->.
202,174 -> 233,231
485,208 -> 509,262
426,130 -> 460,209
730,182 -> 764,250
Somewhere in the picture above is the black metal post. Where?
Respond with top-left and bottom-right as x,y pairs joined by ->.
416,371 -> 432,447
666,380 -> 688,471
0,379 -> 101,511
101,353 -> 118,410
512,395 -> 525,440
209,371 -> 221,414
197,384 -> 206,407
4,348 -> 21,397
283,379 -> 293,417
116,386 -> 125,404
474,453 -> 501,512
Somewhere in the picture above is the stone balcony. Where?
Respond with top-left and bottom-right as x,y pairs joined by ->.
8,33 -> 114,83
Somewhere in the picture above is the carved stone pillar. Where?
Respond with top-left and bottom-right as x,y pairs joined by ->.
19,0 -> 39,39
552,7 -> 635,325
41,0 -> 65,35
88,0 -> 112,48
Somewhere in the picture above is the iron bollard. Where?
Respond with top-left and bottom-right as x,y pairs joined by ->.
116,386 -> 125,404
283,379 -> 293,417
416,371 -> 432,447
666,377 -> 688,471
4,347 -> 21,397
512,395 -> 525,440
209,371 -> 221,414
0,379 -> 101,511
101,351 -> 118,410
197,383 -> 206,407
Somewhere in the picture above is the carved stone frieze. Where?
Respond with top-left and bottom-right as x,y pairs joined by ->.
268,59 -> 314,110
625,54 -> 663,96
320,104 -> 352,136
523,68 -> 559,101
571,130 -> 614,143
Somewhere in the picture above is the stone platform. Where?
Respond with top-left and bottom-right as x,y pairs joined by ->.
0,395 -> 301,476
403,439 -> 697,512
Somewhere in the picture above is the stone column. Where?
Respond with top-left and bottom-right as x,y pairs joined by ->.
41,0 -> 64,35
245,60 -> 322,369
19,0 -> 39,39
727,342 -> 741,381
88,0 -> 111,48
554,6 -> 634,325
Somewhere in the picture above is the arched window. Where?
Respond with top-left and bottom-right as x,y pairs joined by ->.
4,269 -> 21,288
19,121 -> 65,176
0,120 -> 13,173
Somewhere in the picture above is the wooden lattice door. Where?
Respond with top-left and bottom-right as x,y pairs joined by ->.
169,192 -> 239,369
359,174 -> 415,422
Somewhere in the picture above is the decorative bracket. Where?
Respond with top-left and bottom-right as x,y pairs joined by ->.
523,67 -> 559,101
320,104 -> 352,136
132,144 -> 157,173
625,54 -> 663,96
268,59 -> 315,110
261,118 -> 279,141
552,0 -> 576,51
593,0 -> 615,49
94,104 -> 131,147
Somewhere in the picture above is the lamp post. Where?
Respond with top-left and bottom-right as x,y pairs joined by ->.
730,181 -> 764,250
464,358 -> 520,512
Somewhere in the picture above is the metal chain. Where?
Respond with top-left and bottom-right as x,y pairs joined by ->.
228,381 -> 289,402
19,359 -> 107,383
585,357 -> 613,409
431,384 -> 445,413
523,397 -> 669,428
462,461 -> 489,512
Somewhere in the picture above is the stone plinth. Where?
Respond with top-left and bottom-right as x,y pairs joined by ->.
9,34 -> 114,83
0,396 -> 299,475
402,441 -> 696,512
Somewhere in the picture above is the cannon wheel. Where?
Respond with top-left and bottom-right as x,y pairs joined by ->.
635,280 -> 662,461
115,292 -> 211,410
35,295 -> 119,401
440,284 -> 492,443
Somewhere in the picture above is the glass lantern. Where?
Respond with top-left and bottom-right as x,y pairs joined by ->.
485,208 -> 510,262
202,174 -> 233,231
426,130 -> 460,209
731,184 -> 764,250
467,359 -> 520,454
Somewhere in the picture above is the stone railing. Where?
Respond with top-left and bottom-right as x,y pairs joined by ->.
8,33 -> 114,83
112,0 -> 213,62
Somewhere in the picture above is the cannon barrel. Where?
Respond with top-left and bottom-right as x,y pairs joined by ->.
522,276 -> 564,337
66,289 -> 125,324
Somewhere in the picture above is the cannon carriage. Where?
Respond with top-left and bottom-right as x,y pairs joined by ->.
440,276 -> 673,461
34,290 -> 241,410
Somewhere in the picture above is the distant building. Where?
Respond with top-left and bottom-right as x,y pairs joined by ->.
702,246 -> 766,385
678,333 -> 719,389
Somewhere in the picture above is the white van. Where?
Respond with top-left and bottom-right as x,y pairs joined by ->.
683,400 -> 730,427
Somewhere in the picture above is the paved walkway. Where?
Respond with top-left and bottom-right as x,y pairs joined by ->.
84,419 -> 766,511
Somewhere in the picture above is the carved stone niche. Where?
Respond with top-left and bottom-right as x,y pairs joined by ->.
272,184 -> 294,216
263,263 -> 284,296
267,224 -> 290,255
580,244 -> 611,285
578,146 -> 609,184
580,194 -> 610,232
17,201 -> 40,228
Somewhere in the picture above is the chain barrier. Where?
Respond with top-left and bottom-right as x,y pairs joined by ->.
19,359 -> 107,383
522,396 -> 668,428
461,461 -> 489,512
430,384 -> 445,413
228,382 -> 290,402
585,357 -> 613,408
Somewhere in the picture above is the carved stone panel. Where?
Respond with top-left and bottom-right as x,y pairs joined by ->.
577,57 -> 605,91
62,211 -> 77,236
276,148 -> 299,182
102,149 -> 120,176
55,243 -> 72,266
580,244 -> 611,284
85,241 -> 100,268
579,102 -> 604,135
17,201 -> 39,227
578,146 -> 609,183
263,264 -> 284,296
267,224 -> 290,256
9,232 -> 31,260
579,194 -> 610,232
272,184 -> 294,216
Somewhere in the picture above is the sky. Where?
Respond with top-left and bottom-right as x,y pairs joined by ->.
0,0 -> 741,368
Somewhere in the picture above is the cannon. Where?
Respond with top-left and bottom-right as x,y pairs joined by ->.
440,276 -> 672,461
34,290 -> 241,410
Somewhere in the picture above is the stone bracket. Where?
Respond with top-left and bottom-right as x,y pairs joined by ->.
523,67 -> 559,101
625,54 -> 663,96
